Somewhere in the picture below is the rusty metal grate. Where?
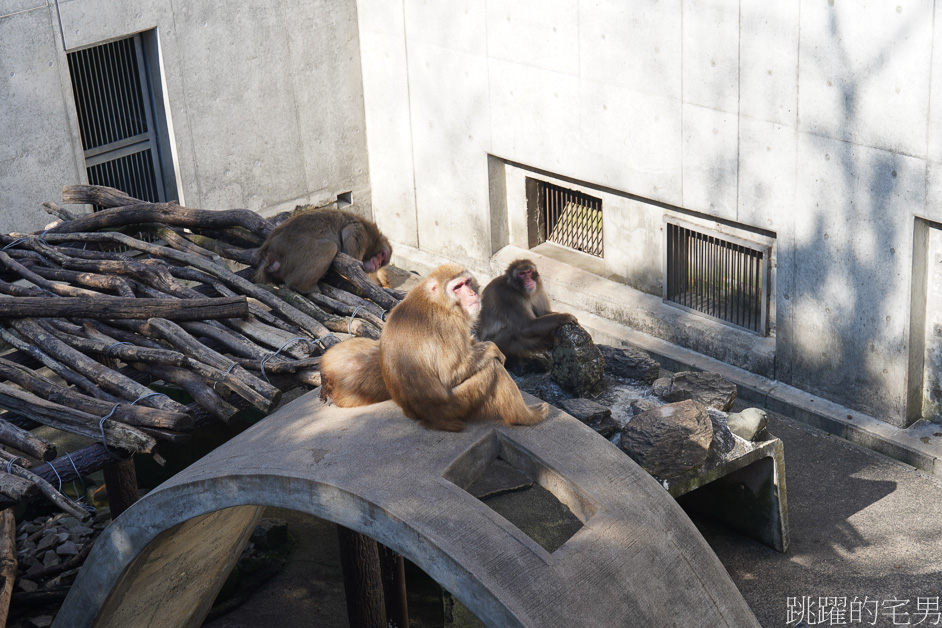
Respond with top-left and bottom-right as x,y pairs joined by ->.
665,222 -> 767,334
67,34 -> 167,207
537,180 -> 603,257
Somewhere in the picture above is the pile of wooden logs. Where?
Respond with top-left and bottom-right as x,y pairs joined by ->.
0,185 -> 403,518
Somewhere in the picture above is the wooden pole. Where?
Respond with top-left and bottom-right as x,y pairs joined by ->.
0,508 -> 17,627
102,457 -> 139,519
336,526 -> 386,628
378,544 -> 409,628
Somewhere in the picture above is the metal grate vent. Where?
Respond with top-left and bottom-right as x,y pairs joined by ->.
665,221 -> 768,334
537,180 -> 603,257
67,35 -> 166,206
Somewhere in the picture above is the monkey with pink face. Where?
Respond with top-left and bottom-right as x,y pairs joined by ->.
254,208 -> 392,292
475,259 -> 578,360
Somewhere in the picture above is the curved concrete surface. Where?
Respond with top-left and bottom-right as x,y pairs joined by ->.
54,391 -> 759,627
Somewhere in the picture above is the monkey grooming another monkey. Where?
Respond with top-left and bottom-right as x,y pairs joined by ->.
476,259 -> 578,360
379,264 -> 549,432
254,208 -> 392,292
319,337 -> 390,407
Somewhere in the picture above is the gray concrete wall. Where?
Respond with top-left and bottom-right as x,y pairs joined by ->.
357,0 -> 941,428
0,0 -> 369,233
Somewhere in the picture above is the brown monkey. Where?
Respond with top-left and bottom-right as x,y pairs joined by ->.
379,264 -> 549,432
254,208 -> 392,292
476,259 -> 578,360
319,337 -> 390,407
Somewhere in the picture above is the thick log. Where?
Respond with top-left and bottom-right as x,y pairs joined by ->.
330,252 -> 401,310
0,508 -> 16,627
0,324 -> 122,402
4,459 -> 90,521
267,286 -> 381,340
0,417 -> 56,461
0,383 -> 156,454
128,318 -> 281,410
102,457 -> 139,518
42,200 -> 81,222
0,357 -> 193,431
306,291 -> 386,329
10,318 -> 189,414
43,321 -> 190,368
24,265 -> 137,297
317,283 -> 390,322
58,185 -> 274,237
133,364 -> 238,423
379,545 -> 409,628
44,231 -> 341,348
224,318 -> 319,359
0,295 -> 248,320
0,251 -> 99,297
0,474 -> 37,501
176,231 -> 257,266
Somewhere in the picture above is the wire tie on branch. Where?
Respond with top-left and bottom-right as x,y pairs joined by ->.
106,341 -> 133,357
347,306 -> 363,335
5,457 -> 24,474
316,334 -> 339,350
99,405 -> 123,460
213,363 -> 238,392
131,391 -> 169,405
49,458 -> 63,493
65,451 -> 94,512
260,337 -> 310,384
38,228 -> 52,244
1,237 -> 27,251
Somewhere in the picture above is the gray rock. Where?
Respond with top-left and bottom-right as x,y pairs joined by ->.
29,615 -> 54,628
16,578 -> 39,593
56,540 -> 79,556
652,371 -> 737,411
558,398 -> 619,438
36,534 -> 58,552
619,400 -> 714,478
42,550 -> 60,568
727,407 -> 769,441
629,398 -> 659,416
599,344 -> 660,383
706,408 -> 736,458
551,324 -> 605,396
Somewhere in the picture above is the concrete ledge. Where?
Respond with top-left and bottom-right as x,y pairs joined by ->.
56,392 -> 759,627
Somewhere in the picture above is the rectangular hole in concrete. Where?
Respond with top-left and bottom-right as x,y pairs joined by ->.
337,191 -> 352,207
442,431 -> 595,554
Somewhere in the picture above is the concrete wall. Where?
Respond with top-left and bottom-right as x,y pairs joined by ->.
0,0 -> 369,234
357,0 -> 940,428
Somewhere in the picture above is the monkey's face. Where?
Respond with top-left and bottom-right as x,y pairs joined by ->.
448,274 -> 481,319
363,246 -> 390,272
515,267 -> 538,294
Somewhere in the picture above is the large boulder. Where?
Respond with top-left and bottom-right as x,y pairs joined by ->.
558,398 -> 619,438
651,371 -> 737,411
618,400 -> 714,478
551,324 -> 605,397
599,344 -> 660,384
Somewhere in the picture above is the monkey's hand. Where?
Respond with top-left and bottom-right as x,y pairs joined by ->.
474,341 -> 506,365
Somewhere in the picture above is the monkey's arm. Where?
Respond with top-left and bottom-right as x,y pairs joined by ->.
518,312 -> 578,339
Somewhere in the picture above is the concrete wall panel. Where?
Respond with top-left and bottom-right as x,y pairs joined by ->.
403,0 -> 485,56
737,118 -> 796,232
0,7 -> 84,234
408,42 -> 491,260
579,0 -> 682,100
798,0 -> 932,157
682,103 -> 738,220
0,0 -> 44,18
682,0 -> 740,113
739,2 -> 798,127
486,0 -> 579,76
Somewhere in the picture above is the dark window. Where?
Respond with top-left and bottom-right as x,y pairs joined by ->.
529,178 -> 603,257
67,34 -> 170,207
665,221 -> 768,334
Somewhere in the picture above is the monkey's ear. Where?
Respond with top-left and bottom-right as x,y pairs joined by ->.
427,279 -> 441,296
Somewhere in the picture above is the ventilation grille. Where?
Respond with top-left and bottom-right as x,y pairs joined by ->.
67,35 -> 165,206
538,180 -> 603,257
666,222 -> 767,334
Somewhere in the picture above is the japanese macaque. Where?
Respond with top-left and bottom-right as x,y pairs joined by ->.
379,264 -> 549,432
476,259 -> 578,360
254,208 -> 392,292
319,337 -> 390,407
